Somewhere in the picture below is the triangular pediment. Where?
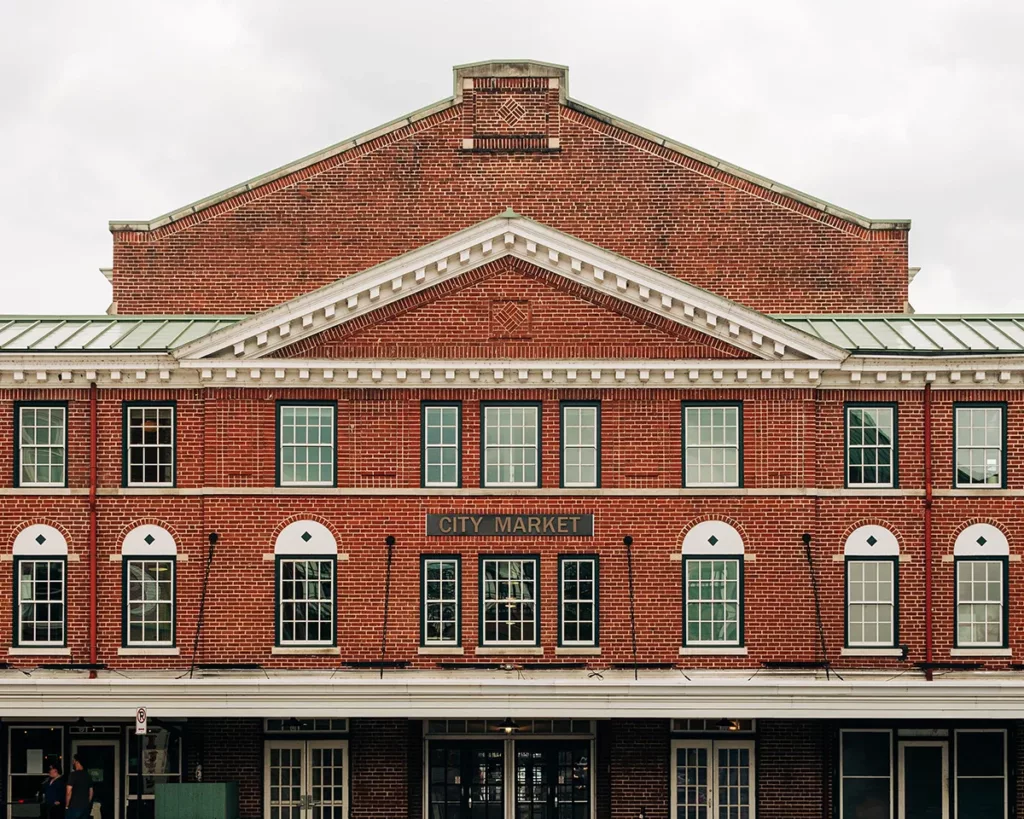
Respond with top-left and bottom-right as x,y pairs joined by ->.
174,213 -> 848,363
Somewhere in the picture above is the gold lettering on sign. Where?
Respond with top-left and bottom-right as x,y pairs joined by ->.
496,517 -> 512,533
439,517 -> 453,534
512,517 -> 527,534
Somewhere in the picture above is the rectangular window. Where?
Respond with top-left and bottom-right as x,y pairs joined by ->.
560,402 -> 600,488
559,556 -> 598,646
840,730 -> 892,819
16,558 -> 65,646
422,403 -> 461,487
955,404 -> 1005,487
482,403 -> 540,487
480,556 -> 539,645
124,559 -> 175,646
124,403 -> 175,487
846,559 -> 897,647
421,556 -> 460,646
683,403 -> 741,488
955,730 -> 1007,819
846,405 -> 897,488
683,558 -> 742,646
277,558 -> 335,645
15,403 -> 67,487
955,558 -> 1006,647
277,402 -> 336,487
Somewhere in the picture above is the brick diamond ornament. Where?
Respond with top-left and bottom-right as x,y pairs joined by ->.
497,96 -> 526,126
866,535 -> 878,547
35,534 -> 46,545
708,535 -> 719,546
144,534 -> 156,546
301,531 -> 313,543
977,536 -> 988,547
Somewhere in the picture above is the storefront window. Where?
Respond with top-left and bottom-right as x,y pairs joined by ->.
7,726 -> 64,804
125,727 -> 182,819
840,730 -> 891,819
955,730 -> 1007,819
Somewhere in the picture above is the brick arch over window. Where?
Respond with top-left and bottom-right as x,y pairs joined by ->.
7,519 -> 72,553
115,519 -> 182,551
841,519 -> 904,557
953,522 -> 1010,557
274,520 -> 339,556
13,524 -> 69,556
121,524 -> 177,556
269,514 -> 342,548
680,520 -> 745,555
677,516 -> 748,553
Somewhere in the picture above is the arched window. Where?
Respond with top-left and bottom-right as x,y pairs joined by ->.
122,525 -> 177,648
844,526 -> 899,649
954,524 -> 1009,649
274,521 -> 338,647
13,525 -> 68,648
681,522 -> 743,647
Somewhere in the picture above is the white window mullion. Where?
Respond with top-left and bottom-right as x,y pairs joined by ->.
684,404 -> 740,488
483,405 -> 539,487
481,557 -> 538,645
423,557 -> 459,646
278,558 -> 335,646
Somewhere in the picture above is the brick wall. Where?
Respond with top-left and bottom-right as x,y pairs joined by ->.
757,720 -> 825,819
609,719 -> 669,819
184,718 -> 263,819
110,87 -> 908,315
350,718 -> 408,819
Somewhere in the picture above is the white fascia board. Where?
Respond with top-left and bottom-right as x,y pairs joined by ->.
4,674 -> 1024,719
175,214 -> 846,362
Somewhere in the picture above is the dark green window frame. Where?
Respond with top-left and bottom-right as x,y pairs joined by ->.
122,556 -> 177,648
844,402 -> 899,489
274,554 -> 338,647
953,402 -> 1007,489
681,554 -> 744,647
954,556 -> 1009,649
13,555 -> 67,648
478,554 -> 541,646
844,556 -> 899,648
681,401 -> 743,488
275,400 -> 338,488
479,401 -> 543,488
559,401 -> 600,488
13,401 -> 69,488
421,401 -> 462,488
122,400 -> 177,488
557,554 -> 599,647
420,554 -> 462,647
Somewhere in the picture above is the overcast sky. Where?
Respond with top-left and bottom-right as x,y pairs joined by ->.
1,0 -> 1021,316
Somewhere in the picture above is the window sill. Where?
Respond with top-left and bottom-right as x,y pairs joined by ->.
678,646 -> 747,656
475,646 -> 544,656
271,646 -> 340,656
118,647 -> 180,656
8,647 -> 71,656
555,647 -> 601,656
841,647 -> 904,657
950,648 -> 1012,658
419,646 -> 465,655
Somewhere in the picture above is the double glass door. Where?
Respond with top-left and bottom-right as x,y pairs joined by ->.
265,740 -> 347,819
672,740 -> 755,819
428,741 -> 592,819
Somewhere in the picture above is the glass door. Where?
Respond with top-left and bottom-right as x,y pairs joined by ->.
428,742 -> 504,819
514,742 -> 591,819
672,740 -> 755,819
265,740 -> 347,819
70,739 -> 120,819
899,741 -> 948,819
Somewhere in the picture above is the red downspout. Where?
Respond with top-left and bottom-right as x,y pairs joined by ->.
924,383 -> 934,680
89,382 -> 98,675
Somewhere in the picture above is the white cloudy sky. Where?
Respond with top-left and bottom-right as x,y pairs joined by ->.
1,0 -> 1021,315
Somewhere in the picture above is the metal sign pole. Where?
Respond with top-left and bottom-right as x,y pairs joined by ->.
137,733 -> 144,818
134,707 -> 147,818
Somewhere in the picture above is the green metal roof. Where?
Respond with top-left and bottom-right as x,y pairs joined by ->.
0,316 -> 241,352
776,315 -> 1024,355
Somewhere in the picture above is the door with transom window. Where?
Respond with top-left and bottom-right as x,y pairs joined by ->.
265,740 -> 347,819
672,740 -> 755,819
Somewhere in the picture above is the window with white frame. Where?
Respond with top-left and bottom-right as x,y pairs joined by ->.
955,404 -> 1004,487
683,403 -> 741,488
422,556 -> 460,646
840,730 -> 892,819
844,525 -> 899,648
122,525 -> 177,647
846,405 -> 896,488
16,403 -> 66,487
13,525 -> 68,647
955,730 -> 1008,819
274,520 -> 338,646
560,556 -> 598,646
672,740 -> 755,819
681,521 -> 744,647
480,556 -> 538,645
125,403 -> 175,486
482,404 -> 540,487
954,523 -> 1009,649
422,403 -> 460,487
561,403 -> 599,487
277,402 -> 336,487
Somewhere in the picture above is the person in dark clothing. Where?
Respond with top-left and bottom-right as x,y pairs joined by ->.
41,762 -> 64,818
64,756 -> 93,819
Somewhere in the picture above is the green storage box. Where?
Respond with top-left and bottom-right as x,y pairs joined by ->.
154,782 -> 239,819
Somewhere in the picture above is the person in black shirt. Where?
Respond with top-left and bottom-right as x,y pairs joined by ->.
41,762 -> 64,818
64,756 -> 93,819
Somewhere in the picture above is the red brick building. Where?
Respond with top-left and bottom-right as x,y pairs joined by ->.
0,60 -> 1019,819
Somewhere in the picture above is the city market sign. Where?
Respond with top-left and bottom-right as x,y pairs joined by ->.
426,514 -> 593,537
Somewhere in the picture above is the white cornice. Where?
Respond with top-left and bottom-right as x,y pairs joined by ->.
172,214 -> 848,363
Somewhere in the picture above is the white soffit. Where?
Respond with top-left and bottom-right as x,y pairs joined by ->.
173,214 -> 847,363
